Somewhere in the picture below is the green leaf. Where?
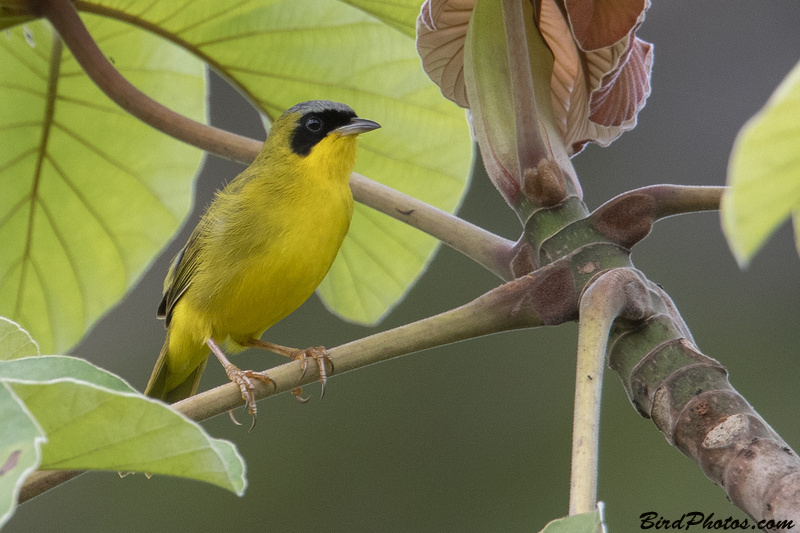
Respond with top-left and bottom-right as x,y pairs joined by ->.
0,355 -> 133,392
0,382 -> 46,530
722,59 -> 800,266
342,0 -> 421,38
0,356 -> 246,495
0,20 -> 206,353
73,0 -> 473,325
0,317 -> 39,360
539,509 -> 602,533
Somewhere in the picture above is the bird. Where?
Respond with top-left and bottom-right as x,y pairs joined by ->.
144,100 -> 380,419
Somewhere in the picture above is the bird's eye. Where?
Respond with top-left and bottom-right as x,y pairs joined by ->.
305,116 -> 323,132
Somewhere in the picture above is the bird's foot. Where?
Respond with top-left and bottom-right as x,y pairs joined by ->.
223,364 -> 275,429
245,339 -> 333,401
291,346 -> 332,400
207,338 -> 276,429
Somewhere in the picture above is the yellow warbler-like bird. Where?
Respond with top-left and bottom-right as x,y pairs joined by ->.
144,100 -> 380,415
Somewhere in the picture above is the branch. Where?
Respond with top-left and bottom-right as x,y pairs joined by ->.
350,174 -> 516,280
20,262 -> 581,502
607,276 -> 800,523
569,264 -> 800,522
18,470 -> 85,505
590,185 -> 724,249
175,263 -> 578,421
570,268 -> 656,514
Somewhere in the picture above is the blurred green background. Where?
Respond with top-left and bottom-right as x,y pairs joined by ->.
9,2 -> 800,531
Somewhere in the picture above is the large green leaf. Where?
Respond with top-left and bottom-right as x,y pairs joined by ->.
2,0 -> 470,349
0,20 -> 206,354
0,320 -> 244,526
73,0 -> 473,325
343,0 -> 421,38
0,355 -> 246,494
722,59 -> 800,266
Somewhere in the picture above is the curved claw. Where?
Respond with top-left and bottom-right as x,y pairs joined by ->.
228,410 -> 243,426
292,387 -> 309,403
227,407 -> 256,431
299,354 -> 309,379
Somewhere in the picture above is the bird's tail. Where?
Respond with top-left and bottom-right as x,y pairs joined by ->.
144,331 -> 209,404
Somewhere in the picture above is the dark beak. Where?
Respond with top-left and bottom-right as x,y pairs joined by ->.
333,117 -> 381,136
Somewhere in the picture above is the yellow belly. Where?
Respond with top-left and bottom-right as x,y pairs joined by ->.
164,178 -> 353,385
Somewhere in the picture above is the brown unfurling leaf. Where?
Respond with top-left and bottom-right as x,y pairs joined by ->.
565,0 -> 647,51
416,0 -> 473,107
539,0 -> 653,155
416,0 -> 653,156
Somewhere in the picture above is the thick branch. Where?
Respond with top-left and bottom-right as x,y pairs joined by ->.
607,276 -> 800,524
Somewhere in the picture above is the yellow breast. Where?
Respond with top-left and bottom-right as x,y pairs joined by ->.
174,132 -> 357,351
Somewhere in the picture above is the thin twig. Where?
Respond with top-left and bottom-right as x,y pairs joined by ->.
175,270 -> 553,421
350,174 -> 516,280
20,270 -> 561,501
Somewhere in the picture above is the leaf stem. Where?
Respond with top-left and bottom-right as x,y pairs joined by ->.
589,185 -> 725,249
599,184 -> 724,221
501,0 -> 549,173
570,268 -> 653,515
38,0 -> 262,164
570,289 -> 618,515
350,173 -> 516,280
